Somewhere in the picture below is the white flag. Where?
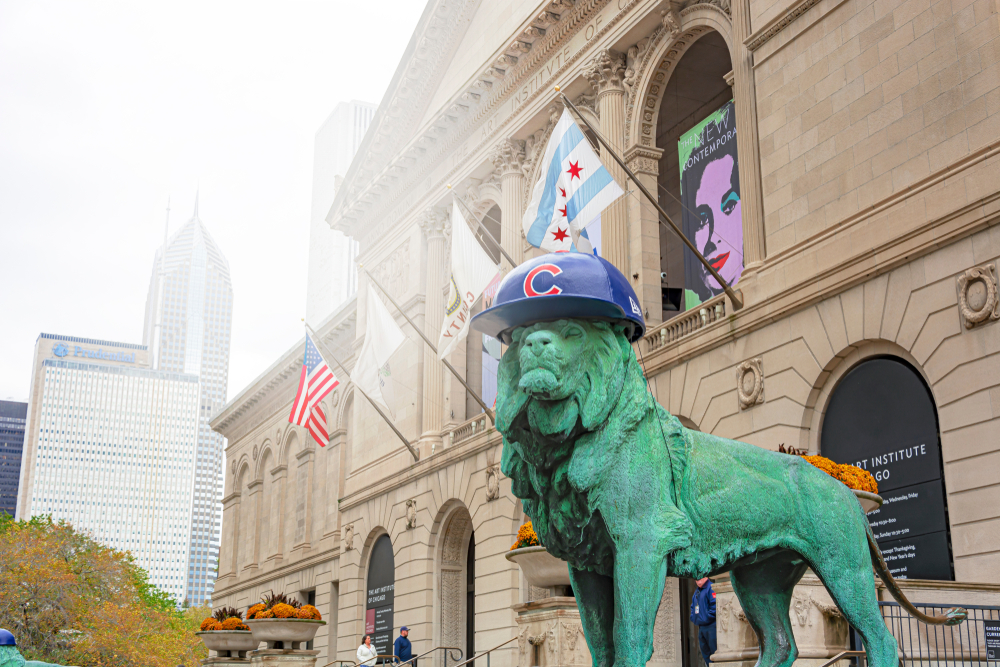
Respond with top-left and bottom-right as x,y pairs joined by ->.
351,286 -> 407,418
522,108 -> 624,254
438,201 -> 499,359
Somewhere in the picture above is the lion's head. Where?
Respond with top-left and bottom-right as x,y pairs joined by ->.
496,319 -> 635,441
495,318 -> 652,571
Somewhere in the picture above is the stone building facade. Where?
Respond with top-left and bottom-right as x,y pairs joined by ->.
211,0 -> 1000,665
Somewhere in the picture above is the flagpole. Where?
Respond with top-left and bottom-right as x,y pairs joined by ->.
361,268 -> 497,423
445,184 -> 518,269
303,322 -> 420,462
556,88 -> 744,311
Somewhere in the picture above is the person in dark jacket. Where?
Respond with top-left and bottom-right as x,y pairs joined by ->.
689,578 -> 717,665
393,627 -> 414,667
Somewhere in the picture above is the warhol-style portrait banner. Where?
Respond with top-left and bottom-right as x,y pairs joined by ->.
678,100 -> 743,310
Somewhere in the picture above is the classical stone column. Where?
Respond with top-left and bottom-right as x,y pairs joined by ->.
584,49 -> 630,275
266,464 -> 287,563
246,479 -> 263,570
730,0 -> 766,269
419,208 -> 449,447
220,491 -> 240,581
293,448 -> 315,549
624,145 -> 665,325
490,138 -> 526,270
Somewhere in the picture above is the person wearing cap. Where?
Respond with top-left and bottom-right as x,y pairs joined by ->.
393,627 -> 413,667
0,628 -> 74,667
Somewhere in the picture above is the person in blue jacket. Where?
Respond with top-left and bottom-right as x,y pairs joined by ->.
393,627 -> 413,667
689,578 -> 717,665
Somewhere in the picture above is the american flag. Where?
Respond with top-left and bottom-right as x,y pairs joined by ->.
288,333 -> 339,447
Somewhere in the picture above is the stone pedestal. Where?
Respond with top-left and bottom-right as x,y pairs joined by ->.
202,657 -> 250,667
248,649 -> 319,667
712,572 -> 853,667
513,597 -> 591,667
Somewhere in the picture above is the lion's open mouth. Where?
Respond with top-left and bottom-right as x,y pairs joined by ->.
519,367 -> 560,395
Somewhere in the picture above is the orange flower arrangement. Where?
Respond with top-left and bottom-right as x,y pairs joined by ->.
246,591 -> 302,619
200,606 -> 249,632
801,455 -> 878,494
511,521 -> 541,550
296,605 -> 322,620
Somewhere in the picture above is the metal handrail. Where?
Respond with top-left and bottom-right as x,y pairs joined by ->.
321,645 -> 463,667
816,650 -> 866,667
449,636 -> 517,667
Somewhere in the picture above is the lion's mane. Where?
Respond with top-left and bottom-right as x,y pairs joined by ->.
497,320 -> 685,575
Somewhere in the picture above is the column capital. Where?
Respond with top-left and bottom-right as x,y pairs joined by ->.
489,138 -> 526,178
419,207 -> 450,240
624,145 -> 664,177
584,49 -> 627,98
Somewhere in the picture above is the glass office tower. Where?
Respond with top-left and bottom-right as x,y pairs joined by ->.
0,400 -> 27,517
143,196 -> 233,605
17,334 -> 199,600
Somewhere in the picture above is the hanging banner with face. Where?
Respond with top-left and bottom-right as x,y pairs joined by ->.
678,100 -> 744,310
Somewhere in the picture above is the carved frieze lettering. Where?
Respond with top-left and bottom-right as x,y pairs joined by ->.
737,358 -> 764,409
957,263 -> 1000,329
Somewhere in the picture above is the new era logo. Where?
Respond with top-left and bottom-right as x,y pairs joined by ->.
629,296 -> 642,316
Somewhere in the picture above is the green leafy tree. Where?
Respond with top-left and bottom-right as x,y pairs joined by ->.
0,514 -> 208,666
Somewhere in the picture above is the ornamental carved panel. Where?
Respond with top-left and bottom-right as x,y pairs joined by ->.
957,263 -> 1000,329
370,239 -> 411,297
404,499 -> 417,529
737,358 -> 764,409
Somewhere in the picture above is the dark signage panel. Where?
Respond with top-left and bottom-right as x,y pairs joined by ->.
373,605 -> 394,656
868,480 -> 948,542
878,530 -> 952,580
366,535 -> 395,659
821,359 -> 942,493
985,620 -> 1000,661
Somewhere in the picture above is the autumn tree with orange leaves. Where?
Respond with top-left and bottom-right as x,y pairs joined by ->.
0,514 -> 208,667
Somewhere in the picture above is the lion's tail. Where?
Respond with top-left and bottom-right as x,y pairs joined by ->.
865,525 -> 966,626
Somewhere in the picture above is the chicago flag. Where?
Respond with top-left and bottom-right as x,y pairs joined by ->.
522,108 -> 624,253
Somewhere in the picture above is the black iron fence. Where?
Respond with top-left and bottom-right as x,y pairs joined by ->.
847,602 -> 1000,667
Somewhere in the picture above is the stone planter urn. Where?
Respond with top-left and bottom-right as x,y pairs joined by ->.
244,619 -> 325,650
853,489 -> 883,514
196,630 -> 259,665
506,545 -> 571,589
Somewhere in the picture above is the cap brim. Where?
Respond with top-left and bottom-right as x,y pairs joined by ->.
472,296 -> 633,344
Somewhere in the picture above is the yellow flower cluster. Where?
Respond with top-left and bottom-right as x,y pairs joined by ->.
801,455 -> 878,494
297,605 -> 322,620
511,521 -> 541,550
200,618 -> 219,631
246,604 -> 266,619
220,617 -> 250,631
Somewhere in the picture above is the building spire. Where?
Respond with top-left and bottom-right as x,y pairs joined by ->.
193,189 -> 200,221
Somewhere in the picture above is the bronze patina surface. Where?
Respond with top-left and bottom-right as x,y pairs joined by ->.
496,318 -> 964,667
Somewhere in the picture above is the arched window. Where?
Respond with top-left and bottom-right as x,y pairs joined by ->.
366,534 -> 395,657
821,357 -> 953,580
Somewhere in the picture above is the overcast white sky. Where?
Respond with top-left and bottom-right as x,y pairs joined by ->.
0,1 -> 424,402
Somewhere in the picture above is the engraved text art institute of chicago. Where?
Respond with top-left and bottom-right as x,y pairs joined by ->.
209,0 -> 1000,666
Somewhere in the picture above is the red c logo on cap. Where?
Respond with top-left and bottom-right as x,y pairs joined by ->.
524,264 -> 563,297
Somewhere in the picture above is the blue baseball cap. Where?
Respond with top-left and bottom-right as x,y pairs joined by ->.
0,629 -> 15,646
471,252 -> 645,344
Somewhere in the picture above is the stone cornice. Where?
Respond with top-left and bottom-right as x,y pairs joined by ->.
339,424 -> 503,512
744,0 -> 823,52
331,0 -> 640,242
213,544 -> 341,601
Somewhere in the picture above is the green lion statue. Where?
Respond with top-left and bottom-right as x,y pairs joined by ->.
471,254 -> 965,667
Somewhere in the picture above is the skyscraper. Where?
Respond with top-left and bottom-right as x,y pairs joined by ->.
305,100 -> 375,326
143,195 -> 233,606
0,400 -> 27,517
16,334 -> 199,599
